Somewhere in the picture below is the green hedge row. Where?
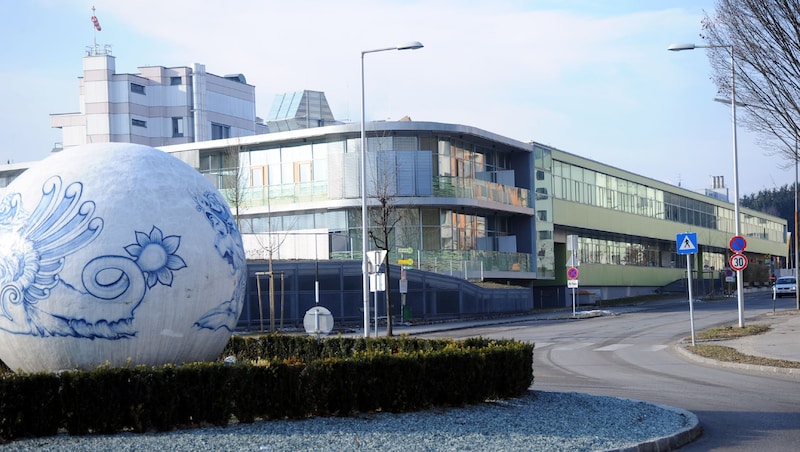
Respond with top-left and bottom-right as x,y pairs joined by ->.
0,335 -> 533,440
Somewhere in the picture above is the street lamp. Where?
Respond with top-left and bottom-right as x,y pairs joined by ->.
360,41 -> 423,338
669,42 -> 746,327
713,97 -> 800,311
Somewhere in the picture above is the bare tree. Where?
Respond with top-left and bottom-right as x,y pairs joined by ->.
367,150 -> 406,336
221,144 -> 247,230
241,202 -> 296,333
702,0 -> 800,160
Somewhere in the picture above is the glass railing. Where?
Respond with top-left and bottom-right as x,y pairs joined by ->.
205,171 -> 530,210
433,176 -> 530,208
217,182 -> 329,208
331,249 -> 533,276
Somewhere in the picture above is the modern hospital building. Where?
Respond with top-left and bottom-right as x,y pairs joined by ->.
1,50 -> 788,329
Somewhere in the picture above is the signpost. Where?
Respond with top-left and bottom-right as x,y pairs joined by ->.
366,250 -> 387,337
676,232 -> 698,345
728,234 -> 748,327
566,236 -> 579,316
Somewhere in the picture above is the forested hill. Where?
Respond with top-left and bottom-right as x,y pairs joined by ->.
741,184 -> 797,236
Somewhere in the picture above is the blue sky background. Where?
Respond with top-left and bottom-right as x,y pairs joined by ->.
0,0 -> 793,197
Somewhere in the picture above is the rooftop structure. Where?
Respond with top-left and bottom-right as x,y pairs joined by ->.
50,47 -> 266,150
264,90 -> 341,132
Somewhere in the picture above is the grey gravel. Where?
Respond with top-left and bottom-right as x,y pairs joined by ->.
2,391 -> 697,451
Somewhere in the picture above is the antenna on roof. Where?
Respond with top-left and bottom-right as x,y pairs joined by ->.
90,5 -> 102,56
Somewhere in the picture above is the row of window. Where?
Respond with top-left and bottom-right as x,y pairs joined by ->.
551,161 -> 785,242
576,236 -> 726,270
129,77 -> 182,95
129,116 -> 228,141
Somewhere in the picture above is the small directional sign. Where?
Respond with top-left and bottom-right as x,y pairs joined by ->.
676,232 -> 698,255
567,279 -> 579,289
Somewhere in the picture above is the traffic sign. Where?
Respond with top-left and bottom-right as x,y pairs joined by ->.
567,267 -> 579,280
397,247 -> 413,254
567,279 -> 579,289
398,258 -> 414,266
729,235 -> 747,253
676,232 -> 698,255
729,253 -> 748,271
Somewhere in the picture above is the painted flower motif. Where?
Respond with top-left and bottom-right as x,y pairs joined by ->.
124,226 -> 187,288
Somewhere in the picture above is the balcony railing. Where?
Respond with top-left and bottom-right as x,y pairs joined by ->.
331,249 -> 533,277
433,176 -> 530,208
210,176 -> 530,210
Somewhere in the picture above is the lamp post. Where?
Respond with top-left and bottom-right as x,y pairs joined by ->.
791,131 -> 800,310
360,41 -> 423,337
669,42 -> 746,327
713,98 -> 800,311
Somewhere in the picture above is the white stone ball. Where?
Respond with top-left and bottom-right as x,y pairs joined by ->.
0,143 -> 246,372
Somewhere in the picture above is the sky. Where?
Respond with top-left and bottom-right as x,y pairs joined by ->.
0,0 -> 795,197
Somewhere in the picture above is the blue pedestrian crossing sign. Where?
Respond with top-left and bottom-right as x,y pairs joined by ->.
676,232 -> 698,255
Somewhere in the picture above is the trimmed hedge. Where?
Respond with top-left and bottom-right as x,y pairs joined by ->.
0,335 -> 533,440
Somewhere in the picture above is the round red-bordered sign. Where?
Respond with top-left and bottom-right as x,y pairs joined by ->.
729,253 -> 748,271
567,267 -> 579,280
729,235 -> 747,253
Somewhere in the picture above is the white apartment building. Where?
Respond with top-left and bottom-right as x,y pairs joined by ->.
50,46 -> 266,150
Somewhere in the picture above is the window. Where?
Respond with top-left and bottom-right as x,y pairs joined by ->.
132,118 -> 147,128
170,76 -> 181,85
212,123 -> 230,140
172,117 -> 184,137
130,83 -> 145,94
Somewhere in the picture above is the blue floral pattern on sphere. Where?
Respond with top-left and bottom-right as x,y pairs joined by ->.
125,226 -> 187,288
0,176 -> 191,340
192,191 -> 246,332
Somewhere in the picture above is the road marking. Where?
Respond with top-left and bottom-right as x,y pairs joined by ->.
594,344 -> 633,351
535,343 -> 670,352
553,342 -> 594,350
645,345 -> 669,351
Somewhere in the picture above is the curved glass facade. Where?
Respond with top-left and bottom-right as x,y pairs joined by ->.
198,127 -> 536,276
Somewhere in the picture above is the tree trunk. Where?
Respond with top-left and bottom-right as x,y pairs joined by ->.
384,259 -> 393,336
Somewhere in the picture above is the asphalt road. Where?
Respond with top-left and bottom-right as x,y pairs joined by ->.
418,294 -> 800,451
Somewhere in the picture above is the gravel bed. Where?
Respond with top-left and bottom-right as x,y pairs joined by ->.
2,390 -> 697,451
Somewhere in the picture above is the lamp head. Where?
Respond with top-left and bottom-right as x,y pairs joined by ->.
397,41 -> 424,51
668,43 -> 696,51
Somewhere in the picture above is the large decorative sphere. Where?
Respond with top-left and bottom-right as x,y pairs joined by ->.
0,143 -> 246,372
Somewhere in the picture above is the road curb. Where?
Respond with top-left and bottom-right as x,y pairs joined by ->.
614,402 -> 702,452
674,342 -> 800,378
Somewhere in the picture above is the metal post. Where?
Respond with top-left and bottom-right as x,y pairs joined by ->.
795,128 -> 799,310
360,42 -> 423,337
361,50 -> 370,338
729,45 -> 745,328
668,42 -> 745,326
688,254 -> 696,346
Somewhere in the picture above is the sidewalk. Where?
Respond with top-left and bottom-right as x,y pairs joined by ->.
708,309 -> 800,363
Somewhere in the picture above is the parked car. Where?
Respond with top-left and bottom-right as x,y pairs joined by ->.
773,276 -> 796,298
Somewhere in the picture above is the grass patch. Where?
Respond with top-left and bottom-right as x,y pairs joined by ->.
687,344 -> 800,369
695,324 -> 770,341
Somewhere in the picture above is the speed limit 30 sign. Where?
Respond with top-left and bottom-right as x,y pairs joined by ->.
729,253 -> 748,271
